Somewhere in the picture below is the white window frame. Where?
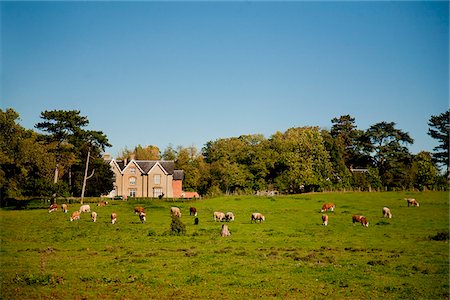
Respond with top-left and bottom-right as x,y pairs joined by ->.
129,177 -> 136,186
129,189 -> 137,197
154,174 -> 161,185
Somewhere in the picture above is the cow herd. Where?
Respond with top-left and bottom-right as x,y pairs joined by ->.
320,198 -> 420,228
47,197 -> 420,235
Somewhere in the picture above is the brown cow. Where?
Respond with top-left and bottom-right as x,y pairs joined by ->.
70,211 -> 80,221
48,204 -> 58,213
321,203 -> 335,212
139,212 -> 146,223
352,215 -> 369,227
134,206 -> 145,214
322,214 -> 329,226
190,207 -> 197,216
406,198 -> 419,207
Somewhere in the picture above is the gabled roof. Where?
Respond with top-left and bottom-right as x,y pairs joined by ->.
112,159 -> 176,175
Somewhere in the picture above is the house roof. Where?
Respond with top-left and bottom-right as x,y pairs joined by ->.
111,159 -> 177,175
173,170 -> 184,180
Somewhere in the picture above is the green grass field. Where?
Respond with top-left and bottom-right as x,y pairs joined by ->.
1,192 -> 448,299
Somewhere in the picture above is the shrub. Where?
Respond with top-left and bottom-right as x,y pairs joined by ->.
170,216 -> 186,235
429,231 -> 449,241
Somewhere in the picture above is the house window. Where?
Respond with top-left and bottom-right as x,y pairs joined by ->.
129,189 -> 137,197
154,174 -> 161,185
153,188 -> 163,198
129,177 -> 136,185
130,167 -> 136,174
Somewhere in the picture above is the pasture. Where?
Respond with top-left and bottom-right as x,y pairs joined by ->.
1,192 -> 448,299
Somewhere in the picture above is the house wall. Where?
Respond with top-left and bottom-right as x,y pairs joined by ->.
147,164 -> 174,198
109,160 -> 175,198
172,180 -> 183,198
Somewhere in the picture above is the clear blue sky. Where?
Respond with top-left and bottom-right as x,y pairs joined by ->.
1,1 -> 448,158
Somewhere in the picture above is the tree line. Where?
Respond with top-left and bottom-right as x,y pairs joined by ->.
1,108 -> 448,200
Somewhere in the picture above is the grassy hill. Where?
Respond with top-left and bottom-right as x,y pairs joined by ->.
1,191 -> 448,299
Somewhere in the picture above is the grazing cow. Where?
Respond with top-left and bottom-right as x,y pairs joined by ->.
70,211 -> 80,221
91,211 -> 97,222
213,211 -> 225,222
382,207 -> 392,218
61,204 -> 68,213
190,207 -> 198,216
406,198 -> 420,207
97,201 -> 108,207
111,213 -> 117,224
194,217 -> 199,225
79,205 -> 91,213
251,213 -> 265,223
225,212 -> 235,222
322,214 -> 329,226
48,204 -> 58,213
139,212 -> 146,223
321,203 -> 335,212
134,206 -> 145,214
352,215 -> 369,227
220,224 -> 231,237
170,207 -> 181,218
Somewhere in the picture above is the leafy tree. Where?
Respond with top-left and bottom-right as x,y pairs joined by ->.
362,121 -> 414,189
35,110 -> 113,198
270,127 -> 332,193
1,109 -> 61,198
428,109 -> 449,168
161,144 -> 177,161
118,145 -> 160,160
173,145 -> 205,192
321,129 -> 353,188
411,151 -> 440,191
330,115 -> 370,168
35,110 -> 88,183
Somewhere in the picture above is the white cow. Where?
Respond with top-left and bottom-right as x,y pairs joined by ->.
91,211 -> 97,222
79,205 -> 91,213
251,213 -> 265,223
382,207 -> 392,218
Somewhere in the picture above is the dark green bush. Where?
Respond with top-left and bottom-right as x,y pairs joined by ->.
170,216 -> 186,235
430,231 -> 449,241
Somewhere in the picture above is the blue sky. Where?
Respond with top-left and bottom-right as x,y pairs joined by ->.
1,1 -> 448,158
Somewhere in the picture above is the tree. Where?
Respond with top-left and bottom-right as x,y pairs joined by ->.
363,121 -> 414,189
35,110 -> 88,183
117,145 -> 160,161
428,109 -> 449,168
330,115 -> 369,168
321,129 -> 353,188
411,151 -> 440,191
1,109 -> 61,199
35,110 -> 113,198
270,127 -> 332,193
